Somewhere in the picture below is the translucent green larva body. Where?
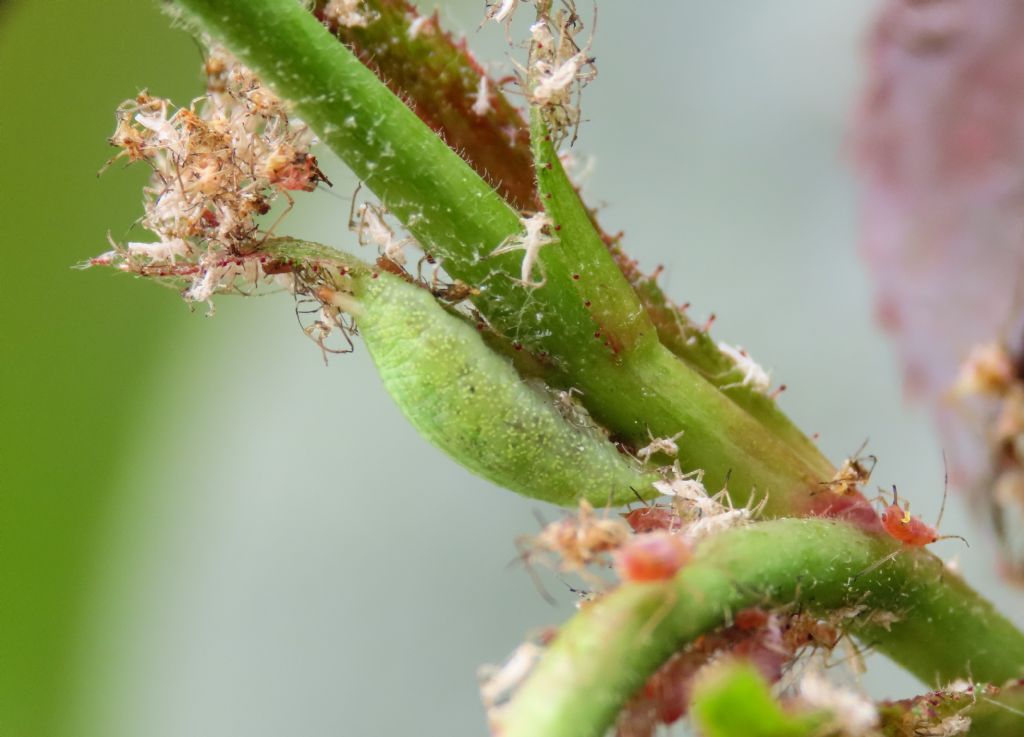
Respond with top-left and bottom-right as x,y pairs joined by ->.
352,271 -> 655,507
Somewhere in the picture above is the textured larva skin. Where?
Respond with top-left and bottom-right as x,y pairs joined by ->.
353,271 -> 655,507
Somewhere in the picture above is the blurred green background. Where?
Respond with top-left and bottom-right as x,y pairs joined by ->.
2,2 -> 1021,736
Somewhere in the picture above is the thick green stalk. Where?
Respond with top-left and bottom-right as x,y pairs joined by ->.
633,277 -> 832,477
496,519 -> 1024,737
173,0 -> 827,508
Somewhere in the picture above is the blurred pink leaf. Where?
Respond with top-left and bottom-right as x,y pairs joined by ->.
854,0 -> 1024,576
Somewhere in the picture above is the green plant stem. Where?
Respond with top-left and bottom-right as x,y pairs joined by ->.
633,277 -> 832,476
496,518 -> 1024,737
257,237 -> 814,510
173,0 -> 827,508
878,683 -> 1024,736
315,0 -> 538,211
317,0 -> 831,476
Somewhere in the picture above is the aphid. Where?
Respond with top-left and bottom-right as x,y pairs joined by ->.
733,606 -> 770,631
261,258 -> 293,275
622,504 -> 681,534
823,440 -> 877,496
879,484 -> 968,547
433,279 -> 480,304
266,151 -> 331,193
613,531 -> 690,582
423,262 -> 480,304
523,499 -> 631,575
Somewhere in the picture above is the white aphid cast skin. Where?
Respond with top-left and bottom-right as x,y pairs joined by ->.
125,237 -> 191,262
354,203 -> 413,266
530,52 -> 588,106
799,671 -> 879,737
321,0 -> 374,28
490,212 -> 557,287
406,15 -> 430,39
472,74 -> 492,117
717,341 -> 772,393
651,469 -> 759,541
478,642 -> 544,712
484,0 -> 519,25
637,430 -> 684,462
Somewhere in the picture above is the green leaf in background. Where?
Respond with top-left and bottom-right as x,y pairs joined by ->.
692,661 -> 825,737
0,3 -> 195,736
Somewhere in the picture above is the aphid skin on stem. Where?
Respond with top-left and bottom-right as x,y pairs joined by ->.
490,212 -> 557,288
636,429 -> 684,463
717,341 -> 773,394
350,198 -> 416,267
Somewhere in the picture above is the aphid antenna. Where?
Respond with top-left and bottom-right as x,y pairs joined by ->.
936,450 -> 951,529
748,490 -> 769,518
188,34 -> 209,65
851,550 -> 901,582
258,190 -> 295,244
315,183 -> 345,200
347,181 -> 365,230
850,436 -> 871,460
553,572 -> 591,600
628,485 -> 649,509
601,487 -> 617,517
862,454 -> 879,477
826,638 -> 872,673
981,696 -> 1024,718
511,536 -> 556,606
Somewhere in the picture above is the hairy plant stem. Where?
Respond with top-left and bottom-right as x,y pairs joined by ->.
319,0 -> 832,477
174,0 -> 828,507
496,518 -> 1024,737
878,682 -> 1024,736
164,6 -> 1024,726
